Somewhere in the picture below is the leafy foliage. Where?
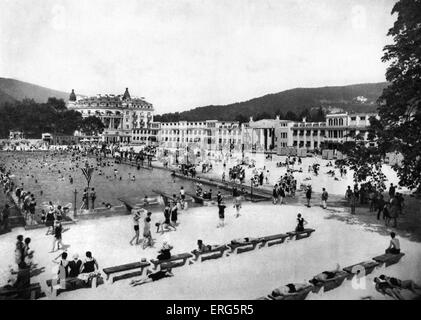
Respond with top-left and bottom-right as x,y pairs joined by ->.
374,0 -> 421,190
0,98 -> 83,138
79,116 -> 105,136
337,141 -> 387,191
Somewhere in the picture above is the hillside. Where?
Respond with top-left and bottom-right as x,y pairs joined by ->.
0,78 -> 69,105
156,82 -> 388,122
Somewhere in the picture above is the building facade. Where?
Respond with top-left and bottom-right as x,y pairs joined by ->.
158,120 -> 243,152
67,88 -> 157,144
243,112 -> 378,154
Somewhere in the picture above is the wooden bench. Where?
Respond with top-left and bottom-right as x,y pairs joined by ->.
372,253 -> 405,267
310,271 -> 349,293
227,238 -> 264,254
267,285 -> 314,300
150,253 -> 193,271
0,282 -> 42,300
191,245 -> 230,263
287,228 -> 316,240
258,234 -> 289,248
46,276 -> 99,297
343,261 -> 380,280
103,261 -> 151,284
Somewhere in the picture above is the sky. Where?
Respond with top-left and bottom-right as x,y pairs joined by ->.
0,0 -> 396,114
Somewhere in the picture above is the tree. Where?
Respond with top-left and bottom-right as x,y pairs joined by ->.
285,110 -> 298,121
80,116 -> 105,136
234,114 -> 248,124
299,108 -> 311,121
374,0 -> 421,190
309,106 -> 326,122
337,141 -> 387,192
46,97 -> 66,112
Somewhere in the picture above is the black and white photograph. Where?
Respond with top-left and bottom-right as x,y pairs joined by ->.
0,0 -> 420,303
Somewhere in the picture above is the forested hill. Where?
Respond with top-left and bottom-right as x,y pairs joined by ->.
0,78 -> 69,105
155,82 -> 388,122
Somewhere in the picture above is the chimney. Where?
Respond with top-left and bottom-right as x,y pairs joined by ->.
249,116 -> 253,122
302,117 -> 306,123
276,115 -> 280,120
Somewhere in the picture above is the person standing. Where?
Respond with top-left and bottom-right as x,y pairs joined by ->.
376,194 -> 386,220
278,185 -> 285,205
389,183 -> 396,200
1,204 -> 10,232
217,201 -> 226,228
81,188 -> 89,210
350,192 -> 357,215
305,186 -> 312,208
345,186 -> 353,203
321,188 -> 328,209
170,201 -> 178,226
217,191 -> 223,205
90,188 -> 96,210
129,209 -> 141,245
51,220 -> 63,252
272,185 -> 278,204
45,207 -> 55,235
15,235 -> 25,268
142,216 -> 153,249
233,196 -> 241,218
29,195 -> 36,225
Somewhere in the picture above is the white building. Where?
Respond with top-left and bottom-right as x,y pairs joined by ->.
158,120 -> 243,152
67,88 -> 155,144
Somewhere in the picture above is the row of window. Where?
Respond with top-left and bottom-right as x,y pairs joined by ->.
133,130 -> 158,134
292,141 -> 319,148
160,129 -> 240,135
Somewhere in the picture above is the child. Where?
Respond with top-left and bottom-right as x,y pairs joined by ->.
295,213 -> 307,232
40,209 -> 46,224
217,202 -> 226,228
233,197 -> 241,218
51,220 -> 63,252
142,216 -> 153,249
129,209 -> 141,246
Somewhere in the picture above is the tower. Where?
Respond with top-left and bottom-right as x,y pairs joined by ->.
123,87 -> 131,100
69,89 -> 76,101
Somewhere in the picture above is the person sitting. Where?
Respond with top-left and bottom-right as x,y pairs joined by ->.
68,254 -> 82,278
385,232 -> 400,254
78,251 -> 99,285
129,268 -> 174,287
373,277 -> 404,300
379,275 -> 421,294
157,242 -> 173,261
295,213 -> 307,232
309,264 -> 341,285
272,283 -> 312,297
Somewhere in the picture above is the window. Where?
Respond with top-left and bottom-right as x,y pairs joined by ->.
360,116 -> 366,120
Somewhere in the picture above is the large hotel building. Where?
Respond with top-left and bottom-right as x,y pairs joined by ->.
66,89 -> 377,153
67,88 -> 157,144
